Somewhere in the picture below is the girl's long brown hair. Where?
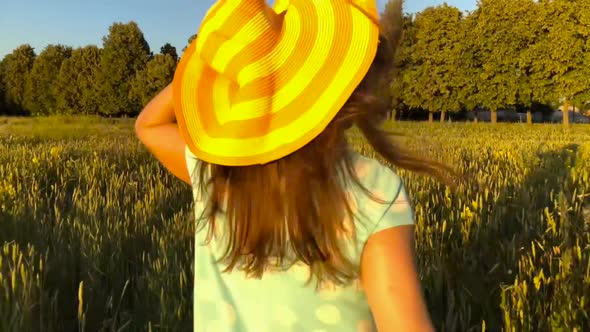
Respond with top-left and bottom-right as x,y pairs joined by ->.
190,30 -> 455,287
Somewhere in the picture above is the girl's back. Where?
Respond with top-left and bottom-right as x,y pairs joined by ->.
187,147 -> 416,332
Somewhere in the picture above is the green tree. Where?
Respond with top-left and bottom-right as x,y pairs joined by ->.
528,0 -> 590,126
512,0 -> 546,124
55,46 -> 102,115
160,43 -> 178,62
401,5 -> 464,122
96,21 -> 151,117
130,54 -> 177,108
1,45 -> 36,115
24,45 -> 72,116
470,0 -> 538,124
390,13 -> 418,121
0,57 -> 6,114
454,12 -> 483,122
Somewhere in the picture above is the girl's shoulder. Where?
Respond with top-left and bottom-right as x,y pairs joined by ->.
349,151 -> 405,193
348,152 -> 414,235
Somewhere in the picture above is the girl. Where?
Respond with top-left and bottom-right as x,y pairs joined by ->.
136,0 -> 453,331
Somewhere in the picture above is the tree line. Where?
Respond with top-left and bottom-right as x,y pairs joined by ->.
380,0 -> 589,124
1,0 -> 589,124
0,22 -> 188,118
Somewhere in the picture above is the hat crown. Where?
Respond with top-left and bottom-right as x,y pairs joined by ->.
195,0 -> 378,86
195,0 -> 281,85
274,0 -> 378,20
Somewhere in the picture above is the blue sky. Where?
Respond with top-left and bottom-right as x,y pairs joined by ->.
0,0 -> 476,59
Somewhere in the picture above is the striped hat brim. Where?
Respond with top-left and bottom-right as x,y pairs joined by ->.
173,0 -> 380,166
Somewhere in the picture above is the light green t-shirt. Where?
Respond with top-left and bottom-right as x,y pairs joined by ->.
185,145 -> 414,332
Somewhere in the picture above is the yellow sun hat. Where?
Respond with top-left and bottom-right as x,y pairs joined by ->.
173,0 -> 381,166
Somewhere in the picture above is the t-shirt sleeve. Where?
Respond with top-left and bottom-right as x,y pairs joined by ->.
347,159 -> 415,265
371,183 -> 414,235
366,161 -> 414,239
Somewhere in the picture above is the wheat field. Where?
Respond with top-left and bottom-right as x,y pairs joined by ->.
0,116 -> 588,332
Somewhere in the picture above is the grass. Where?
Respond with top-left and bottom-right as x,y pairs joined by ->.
0,115 -> 588,331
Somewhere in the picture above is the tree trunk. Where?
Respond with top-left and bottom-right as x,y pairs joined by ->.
428,112 -> 433,123
440,111 -> 446,123
563,100 -> 570,126
491,110 -> 497,124
391,109 -> 397,122
474,110 -> 478,123
526,110 -> 532,124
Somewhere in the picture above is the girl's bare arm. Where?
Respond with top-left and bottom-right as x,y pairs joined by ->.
360,225 -> 435,332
